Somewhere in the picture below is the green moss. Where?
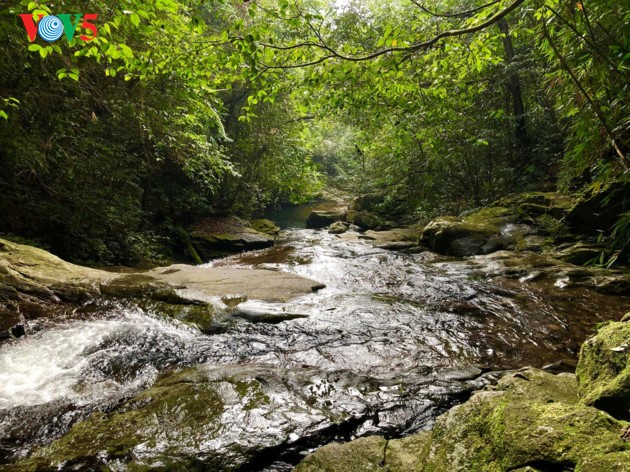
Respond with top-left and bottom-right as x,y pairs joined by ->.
294,436 -> 387,472
19,381 -> 225,471
576,321 -> 630,420
250,219 -> 280,236
233,380 -> 271,411
294,369 -> 630,472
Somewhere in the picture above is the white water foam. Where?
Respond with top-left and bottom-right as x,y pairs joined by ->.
0,309 -> 201,409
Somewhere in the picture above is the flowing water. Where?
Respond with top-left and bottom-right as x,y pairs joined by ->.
0,203 -> 627,470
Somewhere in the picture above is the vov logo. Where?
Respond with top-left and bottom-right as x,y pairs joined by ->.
19,13 -> 98,43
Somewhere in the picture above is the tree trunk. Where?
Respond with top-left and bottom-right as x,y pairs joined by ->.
497,18 -> 530,153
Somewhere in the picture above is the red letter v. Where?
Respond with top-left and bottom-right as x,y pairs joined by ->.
19,14 -> 44,42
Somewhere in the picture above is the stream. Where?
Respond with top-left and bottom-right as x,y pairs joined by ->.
0,202 -> 627,470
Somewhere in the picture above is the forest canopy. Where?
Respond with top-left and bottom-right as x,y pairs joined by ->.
0,0 -> 628,264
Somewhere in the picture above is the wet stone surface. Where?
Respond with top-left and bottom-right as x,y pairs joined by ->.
0,224 -> 628,470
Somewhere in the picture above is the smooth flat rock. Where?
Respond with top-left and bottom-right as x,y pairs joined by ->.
147,264 -> 325,302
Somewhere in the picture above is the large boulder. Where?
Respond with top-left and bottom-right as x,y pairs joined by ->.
0,237 -> 325,339
346,210 -> 387,230
295,369 -> 630,472
577,320 -> 630,420
0,238 -> 115,341
419,192 -> 583,258
295,436 -> 388,472
250,218 -> 280,236
306,210 -> 345,229
420,207 -> 516,257
0,238 -> 114,303
189,216 -> 274,260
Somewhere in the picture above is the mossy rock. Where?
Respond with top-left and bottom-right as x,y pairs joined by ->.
554,242 -> 607,266
501,192 -> 573,221
328,221 -> 349,234
352,211 -> 387,230
17,364 -> 345,471
576,321 -> 630,420
306,210 -> 345,229
143,300 -> 218,333
0,237 -> 113,303
294,435 -> 388,472
419,210 -> 514,257
294,369 -> 630,472
251,218 -> 280,236
189,217 -> 274,260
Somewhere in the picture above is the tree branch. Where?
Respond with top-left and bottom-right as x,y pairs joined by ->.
257,0 -> 527,68
541,18 -> 627,165
410,0 -> 500,19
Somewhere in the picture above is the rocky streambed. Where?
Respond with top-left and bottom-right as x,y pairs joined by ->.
0,197 -> 629,471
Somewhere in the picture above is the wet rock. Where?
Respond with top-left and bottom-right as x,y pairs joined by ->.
0,304 -> 23,341
189,216 -> 274,260
461,250 -> 630,295
420,208 -> 514,257
374,241 -> 417,251
15,365 -> 397,471
0,238 -> 113,304
514,234 -> 547,252
577,321 -> 630,420
236,300 -> 309,323
555,241 -> 606,265
143,300 -> 219,333
294,436 -> 388,472
296,369 -> 630,472
0,237 -> 326,336
146,264 -> 326,303
251,218 -> 281,236
306,210 -> 345,229
501,191 -> 573,221
419,193 -> 582,258
384,432 -> 432,472
328,221 -> 349,234
350,211 -> 387,230
436,366 -> 483,382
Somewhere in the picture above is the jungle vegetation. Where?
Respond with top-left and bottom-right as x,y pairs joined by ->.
0,0 -> 628,264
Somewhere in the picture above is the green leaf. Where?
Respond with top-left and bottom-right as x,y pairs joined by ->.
130,13 -> 141,26
28,44 -> 41,52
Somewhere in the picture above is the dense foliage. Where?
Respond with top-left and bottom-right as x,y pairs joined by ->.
0,0 -> 628,264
